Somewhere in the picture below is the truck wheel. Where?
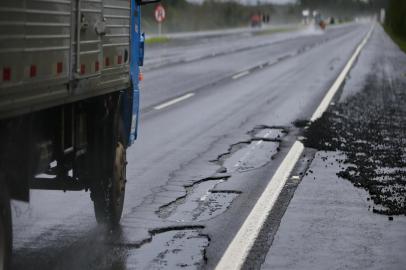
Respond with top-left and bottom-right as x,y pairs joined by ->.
92,112 -> 127,227
0,181 -> 12,270
95,141 -> 126,226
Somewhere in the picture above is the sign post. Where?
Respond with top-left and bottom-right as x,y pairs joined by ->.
302,9 -> 310,24
154,4 -> 166,36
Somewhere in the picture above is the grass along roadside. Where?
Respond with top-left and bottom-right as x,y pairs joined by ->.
145,25 -> 299,45
384,25 -> 406,54
253,26 -> 301,36
145,36 -> 170,45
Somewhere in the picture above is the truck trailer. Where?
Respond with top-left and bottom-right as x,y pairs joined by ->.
0,0 -> 158,268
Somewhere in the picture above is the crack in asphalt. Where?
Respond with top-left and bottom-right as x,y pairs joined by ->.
116,125 -> 289,269
153,125 -> 288,224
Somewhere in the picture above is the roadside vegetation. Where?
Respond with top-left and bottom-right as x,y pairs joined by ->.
385,0 -> 406,53
141,0 -> 279,33
141,0 -> 376,34
253,26 -> 300,36
145,36 -> 170,45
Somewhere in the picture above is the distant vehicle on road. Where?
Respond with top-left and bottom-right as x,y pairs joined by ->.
251,13 -> 262,28
0,0 -> 159,269
314,10 -> 326,30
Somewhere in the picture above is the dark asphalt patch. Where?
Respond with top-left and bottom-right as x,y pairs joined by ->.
303,74 -> 406,215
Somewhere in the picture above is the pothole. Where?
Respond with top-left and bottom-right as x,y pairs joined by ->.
156,126 -> 287,223
126,228 -> 209,270
214,142 -> 250,167
157,178 -> 240,222
212,126 -> 287,174
223,140 -> 280,173
249,125 -> 286,140
253,128 -> 285,140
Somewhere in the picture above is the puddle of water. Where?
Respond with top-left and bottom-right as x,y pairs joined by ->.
158,180 -> 238,222
223,141 -> 279,173
126,229 -> 208,270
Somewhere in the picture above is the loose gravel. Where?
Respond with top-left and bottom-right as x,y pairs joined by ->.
304,70 -> 406,215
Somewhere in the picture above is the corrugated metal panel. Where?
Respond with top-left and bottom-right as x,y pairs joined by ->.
75,0 -> 103,78
0,0 -> 131,119
101,0 -> 130,85
0,0 -> 71,87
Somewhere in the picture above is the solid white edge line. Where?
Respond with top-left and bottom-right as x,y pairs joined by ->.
154,93 -> 195,110
232,70 -> 250,80
215,23 -> 375,270
215,141 -> 304,270
310,24 -> 375,121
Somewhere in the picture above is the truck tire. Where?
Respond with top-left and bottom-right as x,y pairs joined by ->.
93,140 -> 126,227
91,99 -> 127,227
0,181 -> 12,270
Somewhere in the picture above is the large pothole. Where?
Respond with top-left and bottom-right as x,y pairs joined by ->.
126,228 -> 209,270
213,126 -> 286,174
156,126 -> 286,222
157,178 -> 239,222
223,140 -> 279,173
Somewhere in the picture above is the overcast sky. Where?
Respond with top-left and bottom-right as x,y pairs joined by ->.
187,0 -> 298,5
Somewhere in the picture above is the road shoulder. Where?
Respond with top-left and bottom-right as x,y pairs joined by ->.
262,151 -> 406,270
261,24 -> 406,270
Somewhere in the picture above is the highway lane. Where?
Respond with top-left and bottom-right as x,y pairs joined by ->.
141,23 -> 366,110
10,22 -> 371,270
143,23 -> 346,70
143,25 -> 303,70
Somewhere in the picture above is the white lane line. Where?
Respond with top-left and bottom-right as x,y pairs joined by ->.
154,93 -> 195,110
215,24 -> 375,270
310,24 -> 375,121
216,141 -> 304,270
232,70 -> 250,80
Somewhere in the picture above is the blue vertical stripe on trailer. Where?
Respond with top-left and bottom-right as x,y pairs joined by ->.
128,0 -> 141,145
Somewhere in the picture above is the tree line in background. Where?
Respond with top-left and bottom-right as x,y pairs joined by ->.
141,0 -> 278,33
385,0 -> 406,39
141,0 -> 386,34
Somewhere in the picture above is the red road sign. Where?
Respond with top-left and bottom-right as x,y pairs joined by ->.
154,4 -> 166,23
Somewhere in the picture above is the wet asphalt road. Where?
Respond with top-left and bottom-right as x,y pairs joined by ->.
262,25 -> 406,270
11,23 -> 371,270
